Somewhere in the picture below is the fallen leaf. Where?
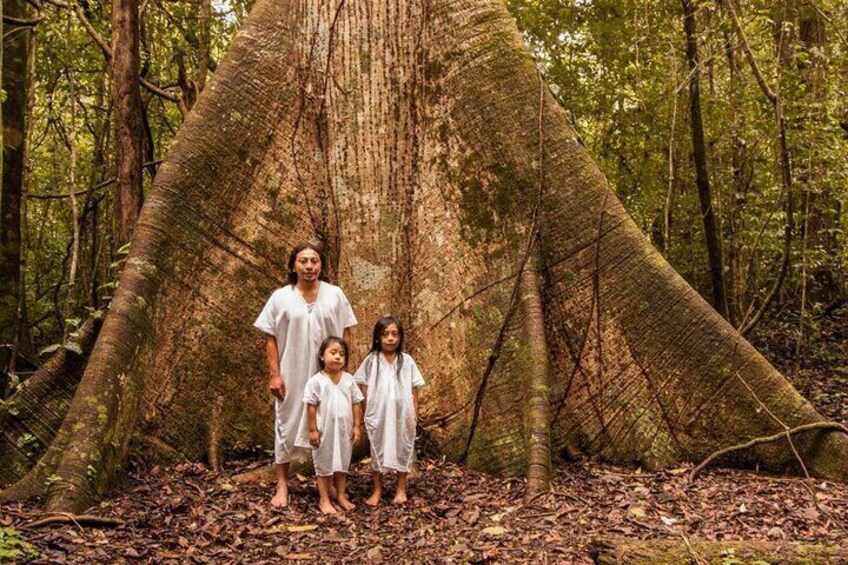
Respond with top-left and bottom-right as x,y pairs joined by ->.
286,524 -> 319,533
481,526 -> 508,536
659,515 -> 677,526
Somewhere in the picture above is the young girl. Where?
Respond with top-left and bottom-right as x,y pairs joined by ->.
354,316 -> 425,505
295,336 -> 363,514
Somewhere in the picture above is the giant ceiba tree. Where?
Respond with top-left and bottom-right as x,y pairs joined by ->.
3,0 -> 848,513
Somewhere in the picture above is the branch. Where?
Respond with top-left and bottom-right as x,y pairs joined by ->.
66,1 -> 181,104
720,0 -> 777,104
3,14 -> 46,26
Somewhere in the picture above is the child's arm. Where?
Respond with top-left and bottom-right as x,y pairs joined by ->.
413,388 -> 419,420
307,404 -> 320,447
352,401 -> 362,443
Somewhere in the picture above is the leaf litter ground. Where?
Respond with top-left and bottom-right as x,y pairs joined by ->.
3,321 -> 847,563
3,455 -> 847,563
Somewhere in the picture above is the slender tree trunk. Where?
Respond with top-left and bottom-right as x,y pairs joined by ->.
1,0 -> 33,395
682,0 -> 730,321
797,7 -> 840,306
111,0 -> 146,248
5,0 -> 847,514
723,26 -> 748,326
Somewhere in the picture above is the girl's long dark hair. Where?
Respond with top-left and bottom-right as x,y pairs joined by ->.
318,336 -> 349,370
365,316 -> 404,378
287,243 -> 330,286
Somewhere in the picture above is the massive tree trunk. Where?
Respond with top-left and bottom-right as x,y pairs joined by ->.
4,0 -> 848,513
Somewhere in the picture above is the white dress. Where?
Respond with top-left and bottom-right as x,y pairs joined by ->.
254,282 -> 357,464
295,371 -> 364,476
354,352 -> 425,473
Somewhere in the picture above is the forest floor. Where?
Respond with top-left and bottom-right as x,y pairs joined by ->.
2,320 -> 847,564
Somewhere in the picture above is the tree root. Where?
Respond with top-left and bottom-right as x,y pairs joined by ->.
231,464 -> 276,485
207,393 -> 225,471
25,513 -> 124,529
690,421 -> 848,481
588,537 -> 848,565
519,252 -> 553,502
0,313 -> 103,487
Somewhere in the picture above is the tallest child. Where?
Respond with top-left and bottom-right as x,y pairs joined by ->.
254,244 -> 358,507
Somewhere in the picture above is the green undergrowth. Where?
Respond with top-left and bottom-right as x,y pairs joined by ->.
0,527 -> 39,560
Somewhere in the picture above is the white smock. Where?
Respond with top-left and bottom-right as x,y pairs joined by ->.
294,371 -> 364,476
253,282 -> 357,464
354,352 -> 425,473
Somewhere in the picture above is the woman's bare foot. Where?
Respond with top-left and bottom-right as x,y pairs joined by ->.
391,491 -> 408,505
365,491 -> 382,506
270,482 -> 289,507
319,500 -> 338,514
336,495 -> 356,511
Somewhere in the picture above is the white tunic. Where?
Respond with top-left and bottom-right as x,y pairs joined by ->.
295,371 -> 364,476
354,352 -> 425,473
254,282 -> 357,464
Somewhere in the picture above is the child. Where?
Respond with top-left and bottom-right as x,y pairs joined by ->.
295,336 -> 363,514
354,316 -> 425,505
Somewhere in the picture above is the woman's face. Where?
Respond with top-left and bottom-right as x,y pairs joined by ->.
294,248 -> 321,283
380,323 -> 400,353
321,341 -> 346,372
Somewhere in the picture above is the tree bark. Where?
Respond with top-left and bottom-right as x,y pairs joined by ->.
6,0 -> 848,514
111,0 -> 146,248
1,0 -> 33,393
681,0 -> 730,321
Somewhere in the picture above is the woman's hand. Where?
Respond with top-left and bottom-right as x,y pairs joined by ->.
269,375 -> 286,400
309,429 -> 321,448
351,425 -> 362,444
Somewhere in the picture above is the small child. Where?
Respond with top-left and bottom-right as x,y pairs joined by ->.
295,336 -> 363,514
354,316 -> 425,505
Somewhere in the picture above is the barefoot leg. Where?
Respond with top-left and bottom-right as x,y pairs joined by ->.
334,473 -> 356,511
392,472 -> 409,504
365,471 -> 383,507
271,463 -> 289,507
317,475 -> 337,514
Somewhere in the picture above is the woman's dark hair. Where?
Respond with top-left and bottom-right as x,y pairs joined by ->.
365,316 -> 404,377
287,243 -> 329,286
318,336 -> 348,370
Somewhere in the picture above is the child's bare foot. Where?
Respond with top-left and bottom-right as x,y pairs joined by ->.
319,500 -> 338,514
391,491 -> 408,505
337,495 -> 356,511
270,483 -> 289,507
365,491 -> 382,506
329,485 -> 338,500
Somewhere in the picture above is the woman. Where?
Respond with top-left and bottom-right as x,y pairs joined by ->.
254,243 -> 357,507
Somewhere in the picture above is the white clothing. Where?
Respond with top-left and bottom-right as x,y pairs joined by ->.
294,371 -> 364,476
254,282 -> 357,464
354,352 -> 425,473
